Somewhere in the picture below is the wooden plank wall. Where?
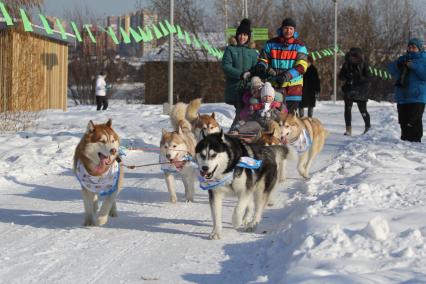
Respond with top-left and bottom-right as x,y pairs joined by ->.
0,29 -> 68,112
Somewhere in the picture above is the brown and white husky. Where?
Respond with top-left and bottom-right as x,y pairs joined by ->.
279,113 -> 328,178
191,112 -> 221,141
160,99 -> 201,203
73,119 -> 124,226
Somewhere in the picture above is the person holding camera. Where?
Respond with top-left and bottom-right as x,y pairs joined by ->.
388,38 -> 426,142
339,47 -> 371,136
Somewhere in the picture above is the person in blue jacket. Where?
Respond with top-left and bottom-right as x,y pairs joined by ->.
388,38 -> 426,142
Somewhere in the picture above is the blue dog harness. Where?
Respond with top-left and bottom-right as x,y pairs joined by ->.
160,153 -> 197,173
198,157 -> 263,190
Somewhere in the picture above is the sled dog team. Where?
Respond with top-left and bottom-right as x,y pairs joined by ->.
73,98 -> 328,239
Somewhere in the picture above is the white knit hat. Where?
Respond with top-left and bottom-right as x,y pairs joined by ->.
261,82 -> 275,99
251,76 -> 263,89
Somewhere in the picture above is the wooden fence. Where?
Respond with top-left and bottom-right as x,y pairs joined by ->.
0,28 -> 68,112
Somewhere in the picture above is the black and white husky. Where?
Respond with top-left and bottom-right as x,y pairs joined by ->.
196,131 -> 292,240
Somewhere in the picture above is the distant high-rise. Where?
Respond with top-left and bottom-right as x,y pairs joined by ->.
80,9 -> 158,58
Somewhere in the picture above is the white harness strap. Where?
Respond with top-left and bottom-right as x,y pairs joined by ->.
75,160 -> 120,196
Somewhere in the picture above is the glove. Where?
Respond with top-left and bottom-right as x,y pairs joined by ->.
241,71 -> 251,81
275,72 -> 291,86
254,64 -> 266,76
270,101 -> 281,109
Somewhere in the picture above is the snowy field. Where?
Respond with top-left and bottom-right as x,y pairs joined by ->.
0,100 -> 425,284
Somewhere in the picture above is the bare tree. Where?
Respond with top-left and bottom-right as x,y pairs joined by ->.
2,0 -> 43,16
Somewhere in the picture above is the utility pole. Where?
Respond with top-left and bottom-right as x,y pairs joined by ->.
166,0 -> 174,114
333,0 -> 338,103
224,0 -> 228,30
242,0 -> 248,19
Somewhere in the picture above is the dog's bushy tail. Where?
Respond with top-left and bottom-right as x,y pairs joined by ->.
186,98 -> 202,123
170,98 -> 201,131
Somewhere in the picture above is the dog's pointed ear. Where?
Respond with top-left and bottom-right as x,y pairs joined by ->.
106,118 -> 112,128
177,120 -> 185,134
271,128 -> 276,136
87,120 -> 96,133
293,109 -> 299,117
211,112 -> 216,119
279,112 -> 287,125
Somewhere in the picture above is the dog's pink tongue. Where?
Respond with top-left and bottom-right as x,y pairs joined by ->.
94,155 -> 110,174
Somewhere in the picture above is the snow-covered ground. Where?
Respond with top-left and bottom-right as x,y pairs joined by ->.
0,100 -> 425,284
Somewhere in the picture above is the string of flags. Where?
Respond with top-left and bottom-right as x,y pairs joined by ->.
0,1 -> 224,59
310,46 -> 392,80
0,1 -> 392,80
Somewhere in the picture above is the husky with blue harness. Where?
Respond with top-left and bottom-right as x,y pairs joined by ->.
160,99 -> 200,203
196,130 -> 292,240
73,119 -> 124,226
279,112 -> 328,179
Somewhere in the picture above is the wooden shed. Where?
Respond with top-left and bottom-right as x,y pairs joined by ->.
0,27 -> 69,112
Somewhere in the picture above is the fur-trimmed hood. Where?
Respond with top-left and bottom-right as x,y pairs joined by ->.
228,36 -> 256,49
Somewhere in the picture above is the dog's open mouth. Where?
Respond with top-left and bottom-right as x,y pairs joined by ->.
199,165 -> 217,180
170,159 -> 186,170
98,152 -> 113,165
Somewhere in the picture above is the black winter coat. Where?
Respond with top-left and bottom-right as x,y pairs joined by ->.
301,65 -> 321,108
339,49 -> 370,101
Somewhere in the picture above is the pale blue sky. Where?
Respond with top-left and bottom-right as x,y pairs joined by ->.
42,0 -> 149,19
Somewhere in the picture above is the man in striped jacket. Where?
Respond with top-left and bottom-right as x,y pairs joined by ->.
255,18 -> 309,113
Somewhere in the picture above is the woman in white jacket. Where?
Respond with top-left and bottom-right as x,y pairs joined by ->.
96,72 -> 109,110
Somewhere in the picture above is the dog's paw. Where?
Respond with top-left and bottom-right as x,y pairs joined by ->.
245,222 -> 258,232
83,219 -> 96,226
209,231 -> 222,240
109,211 -> 118,218
170,196 -> 177,203
185,198 -> 194,203
97,216 -> 108,226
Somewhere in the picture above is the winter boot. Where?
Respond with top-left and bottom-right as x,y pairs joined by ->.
344,126 -> 352,136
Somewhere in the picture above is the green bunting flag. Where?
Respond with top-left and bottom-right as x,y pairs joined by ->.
0,1 -> 13,26
70,22 -> 82,42
192,35 -> 201,48
55,18 -> 67,40
39,14 -> 53,35
176,25 -> 184,40
158,21 -> 169,37
129,26 -> 143,43
184,31 -> 191,45
99,26 -> 119,44
138,26 -> 153,42
165,20 -> 176,34
120,27 -> 131,44
84,25 -> 96,43
152,24 -> 163,39
19,9 -> 33,32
